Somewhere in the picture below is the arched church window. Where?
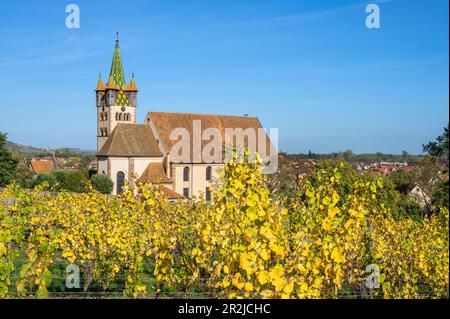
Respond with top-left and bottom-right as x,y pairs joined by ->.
117,171 -> 125,194
183,166 -> 190,182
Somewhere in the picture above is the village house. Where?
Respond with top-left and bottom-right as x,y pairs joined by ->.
30,158 -> 55,175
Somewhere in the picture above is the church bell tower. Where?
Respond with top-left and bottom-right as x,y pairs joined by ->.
96,34 -> 138,152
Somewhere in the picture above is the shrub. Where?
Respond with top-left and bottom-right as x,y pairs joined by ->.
63,171 -> 89,193
42,170 -> 89,193
0,132 -> 18,187
432,179 -> 449,209
90,174 -> 113,194
34,173 -> 57,189
14,166 -> 35,189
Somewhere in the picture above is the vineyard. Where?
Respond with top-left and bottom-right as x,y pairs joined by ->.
0,154 -> 448,299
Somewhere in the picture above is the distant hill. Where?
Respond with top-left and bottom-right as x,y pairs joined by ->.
6,140 -> 50,157
281,151 -> 425,164
6,140 -> 95,158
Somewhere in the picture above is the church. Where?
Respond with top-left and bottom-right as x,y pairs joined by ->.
95,37 -> 275,198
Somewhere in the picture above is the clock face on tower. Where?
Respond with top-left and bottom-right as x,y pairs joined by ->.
121,106 -> 125,112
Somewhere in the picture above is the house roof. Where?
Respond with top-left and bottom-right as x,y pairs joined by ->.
137,162 -> 173,184
30,159 -> 55,174
97,123 -> 163,157
158,186 -> 183,199
146,111 -> 274,163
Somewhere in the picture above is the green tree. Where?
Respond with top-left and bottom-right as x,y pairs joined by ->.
432,180 -> 449,209
90,174 -> 114,194
34,173 -> 58,189
423,124 -> 449,163
421,125 -> 449,211
14,165 -> 35,188
390,169 -> 414,195
342,149 -> 353,160
0,132 -> 19,186
50,170 -> 89,193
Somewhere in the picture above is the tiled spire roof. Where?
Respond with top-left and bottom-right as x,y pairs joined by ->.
128,72 -> 138,92
105,74 -> 118,90
109,33 -> 126,88
108,33 -> 130,106
95,74 -> 106,91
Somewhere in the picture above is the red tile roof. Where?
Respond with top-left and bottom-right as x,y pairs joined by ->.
137,162 -> 173,184
30,159 -> 55,174
97,124 -> 163,157
159,186 -> 183,199
146,111 -> 274,163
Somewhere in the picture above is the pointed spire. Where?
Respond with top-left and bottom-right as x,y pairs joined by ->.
96,70 -> 106,91
107,34 -> 130,105
115,32 -> 120,48
109,33 -> 126,88
128,71 -> 138,92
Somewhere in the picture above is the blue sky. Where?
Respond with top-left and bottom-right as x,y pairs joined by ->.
0,0 -> 448,154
